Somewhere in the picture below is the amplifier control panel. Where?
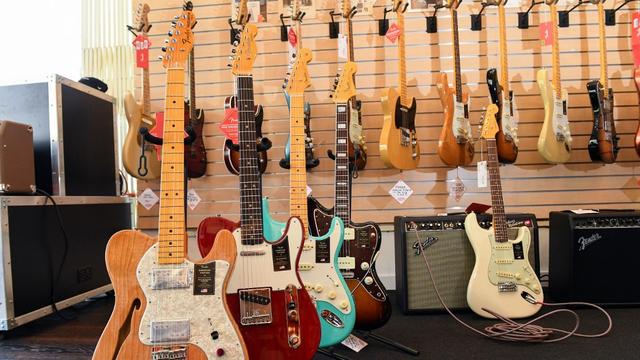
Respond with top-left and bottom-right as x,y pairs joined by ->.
405,216 -> 534,232
574,215 -> 640,229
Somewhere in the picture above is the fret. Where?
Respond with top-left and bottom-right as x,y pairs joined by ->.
189,47 -> 196,119
334,107 -> 351,223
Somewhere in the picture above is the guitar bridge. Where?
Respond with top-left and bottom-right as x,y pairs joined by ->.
152,346 -> 187,360
498,282 -> 517,293
239,288 -> 272,326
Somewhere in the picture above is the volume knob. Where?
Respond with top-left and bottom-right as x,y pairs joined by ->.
339,300 -> 349,309
314,284 -> 324,293
360,262 -> 370,271
364,276 -> 373,285
328,291 -> 337,300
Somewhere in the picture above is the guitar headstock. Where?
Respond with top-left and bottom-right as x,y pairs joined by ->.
160,2 -> 196,69
480,104 -> 500,140
231,23 -> 258,75
284,48 -> 313,95
236,0 -> 250,26
484,0 -> 503,6
134,3 -> 151,34
445,0 -> 462,9
342,0 -> 353,17
392,0 -> 408,13
331,62 -> 357,103
544,0 -> 558,5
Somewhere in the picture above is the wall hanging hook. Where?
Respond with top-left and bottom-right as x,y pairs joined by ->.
329,10 -> 340,39
126,25 -> 138,37
227,18 -> 240,45
426,3 -> 445,33
471,1 -> 497,31
379,7 -> 393,35
279,13 -> 291,41
558,0 -> 590,27
605,0 -> 634,26
518,0 -> 544,29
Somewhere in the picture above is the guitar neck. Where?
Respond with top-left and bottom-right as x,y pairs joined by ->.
486,138 -> 508,243
189,47 -> 196,118
289,94 -> 309,229
451,7 -> 463,101
597,2 -> 609,97
550,4 -> 562,99
158,68 -> 187,265
237,75 -> 264,245
334,103 -> 351,224
498,4 -> 509,94
397,8 -> 408,107
142,66 -> 151,115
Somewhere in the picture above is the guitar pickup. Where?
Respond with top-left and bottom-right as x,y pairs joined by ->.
150,320 -> 190,344
151,267 -> 191,290
344,228 -> 355,241
239,288 -> 273,326
298,263 -> 314,271
338,256 -> 355,270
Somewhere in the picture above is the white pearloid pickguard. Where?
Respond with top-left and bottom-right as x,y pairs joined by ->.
299,220 -> 352,315
452,100 -> 472,141
501,97 -> 519,145
465,212 -> 543,319
137,244 -> 244,359
228,217 -> 304,292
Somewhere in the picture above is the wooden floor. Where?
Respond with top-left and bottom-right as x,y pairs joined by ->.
0,293 -> 637,360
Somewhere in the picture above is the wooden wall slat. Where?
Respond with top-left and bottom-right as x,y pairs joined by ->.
134,0 -> 640,230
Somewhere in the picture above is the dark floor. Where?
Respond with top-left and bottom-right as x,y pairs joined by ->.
0,292 -> 638,360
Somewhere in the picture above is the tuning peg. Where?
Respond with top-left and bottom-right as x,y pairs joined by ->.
232,40 -> 239,46
164,39 -> 169,44
168,30 -> 173,36
231,49 -> 236,53
227,64 -> 232,67
174,15 -> 180,20
228,55 -> 234,60
329,94 -> 333,98
157,55 -> 164,60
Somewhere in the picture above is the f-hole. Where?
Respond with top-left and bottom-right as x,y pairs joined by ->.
112,298 -> 142,360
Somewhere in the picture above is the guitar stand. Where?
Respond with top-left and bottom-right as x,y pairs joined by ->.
353,330 -> 420,356
317,347 -> 353,360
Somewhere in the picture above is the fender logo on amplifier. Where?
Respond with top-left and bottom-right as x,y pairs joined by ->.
412,236 -> 438,255
578,233 -> 602,251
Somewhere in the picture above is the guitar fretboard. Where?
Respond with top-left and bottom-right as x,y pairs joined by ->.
550,4 -> 562,99
396,5 -> 408,107
289,94 -> 309,229
597,2 -> 609,97
142,66 -> 151,115
237,75 -> 264,245
334,103 -> 351,225
158,68 -> 187,264
451,6 -> 463,102
189,47 -> 196,119
487,139 -> 508,243
498,4 -> 509,95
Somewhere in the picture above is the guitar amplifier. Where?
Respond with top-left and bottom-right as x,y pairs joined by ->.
0,120 -> 36,194
549,211 -> 640,304
0,75 -> 118,196
394,214 -> 539,314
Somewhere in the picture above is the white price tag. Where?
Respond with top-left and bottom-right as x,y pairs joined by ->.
341,334 -> 368,352
138,188 -> 159,210
389,180 -> 413,204
338,34 -> 348,59
187,189 -> 201,210
477,161 -> 488,188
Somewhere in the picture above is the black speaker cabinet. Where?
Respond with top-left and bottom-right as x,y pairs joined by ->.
394,214 -> 539,314
0,75 -> 118,196
549,210 -> 640,304
0,196 -> 131,330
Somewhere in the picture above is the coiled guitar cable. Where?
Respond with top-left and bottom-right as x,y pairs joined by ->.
411,223 -> 612,343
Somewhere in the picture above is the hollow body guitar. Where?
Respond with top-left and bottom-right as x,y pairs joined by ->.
634,68 -> 640,157
587,0 -> 619,163
94,8 -> 247,359
379,0 -> 419,170
466,105 -> 543,319
264,47 -> 355,347
437,0 -> 474,167
122,4 -> 161,180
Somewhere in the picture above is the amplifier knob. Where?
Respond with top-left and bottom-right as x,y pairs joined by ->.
610,218 -> 619,226
314,284 -> 324,293
364,276 -> 373,285
360,262 -> 370,271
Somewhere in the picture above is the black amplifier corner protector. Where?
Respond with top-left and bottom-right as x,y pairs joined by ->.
394,213 -> 539,314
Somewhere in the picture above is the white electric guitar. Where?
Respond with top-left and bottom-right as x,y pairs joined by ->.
466,104 -> 543,319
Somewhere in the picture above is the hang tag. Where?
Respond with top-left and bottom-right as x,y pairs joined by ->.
132,35 -> 151,68
288,27 -> 298,48
477,161 -> 488,188
341,334 -> 368,352
385,23 -> 401,43
539,21 -> 552,46
338,34 -> 348,59
138,188 -> 159,210
219,107 -> 239,144
389,180 -> 413,204
187,189 -> 201,210
632,13 -> 640,66
451,176 -> 465,202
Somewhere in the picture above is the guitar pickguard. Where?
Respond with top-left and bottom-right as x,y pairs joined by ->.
552,89 -> 572,145
137,244 -> 244,359
486,233 -> 541,296
501,95 -> 519,145
452,100 -> 472,143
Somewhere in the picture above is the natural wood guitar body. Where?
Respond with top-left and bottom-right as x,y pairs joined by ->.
380,87 -> 420,170
122,93 -> 161,180
437,73 -> 474,167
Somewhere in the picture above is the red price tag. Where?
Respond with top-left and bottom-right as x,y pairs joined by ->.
288,27 -> 298,48
132,35 -> 151,69
539,21 -> 552,46
632,12 -> 640,47
386,23 -> 401,43
219,107 -> 239,144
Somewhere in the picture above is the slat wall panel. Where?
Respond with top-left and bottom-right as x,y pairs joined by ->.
134,0 -> 640,230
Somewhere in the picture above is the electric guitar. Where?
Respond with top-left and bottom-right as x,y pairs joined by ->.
223,23 -> 322,359
280,0 -> 320,171
587,0 -> 619,163
122,3 -> 161,180
486,0 -> 518,164
537,0 -> 572,163
93,5 -> 247,359
223,0 -> 270,175
262,48 -> 355,348
185,42 -> 207,178
309,63 -> 392,330
466,104 -> 543,319
634,68 -> 640,157
437,0 -> 474,167
380,0 -> 419,170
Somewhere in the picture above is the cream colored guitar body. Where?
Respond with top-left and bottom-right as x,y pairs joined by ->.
537,69 -> 572,163
379,87 -> 420,170
465,212 -> 543,319
122,92 -> 162,180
